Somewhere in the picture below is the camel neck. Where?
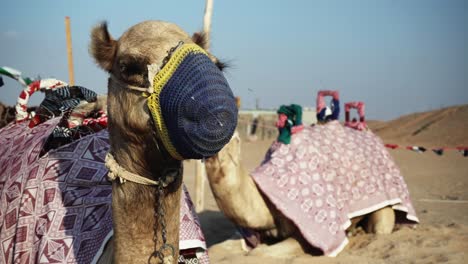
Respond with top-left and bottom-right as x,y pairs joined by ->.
204,141 -> 275,230
108,129 -> 183,263
111,179 -> 182,263
109,137 -> 160,179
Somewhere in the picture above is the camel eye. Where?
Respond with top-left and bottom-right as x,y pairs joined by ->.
117,56 -> 150,86
119,64 -> 127,73
120,62 -> 145,76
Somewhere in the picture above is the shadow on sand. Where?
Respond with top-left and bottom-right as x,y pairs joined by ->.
197,210 -> 237,247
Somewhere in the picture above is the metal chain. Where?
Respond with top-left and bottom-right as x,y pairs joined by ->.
146,41 -> 183,263
147,117 -> 176,264
148,182 -> 175,263
160,41 -> 184,69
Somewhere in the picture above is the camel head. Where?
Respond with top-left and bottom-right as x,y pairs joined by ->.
90,20 -> 238,182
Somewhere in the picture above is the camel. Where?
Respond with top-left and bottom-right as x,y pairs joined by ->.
0,102 -> 17,128
89,20 -> 236,263
205,131 -> 397,258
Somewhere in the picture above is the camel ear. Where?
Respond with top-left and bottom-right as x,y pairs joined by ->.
192,31 -> 229,71
89,22 -> 117,72
192,31 -> 208,50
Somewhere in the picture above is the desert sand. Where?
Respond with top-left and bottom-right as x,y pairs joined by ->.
183,105 -> 468,263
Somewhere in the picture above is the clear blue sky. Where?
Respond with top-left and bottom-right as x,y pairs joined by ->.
1,0 -> 467,120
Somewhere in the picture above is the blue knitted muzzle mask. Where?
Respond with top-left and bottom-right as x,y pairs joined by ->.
138,42 -> 238,160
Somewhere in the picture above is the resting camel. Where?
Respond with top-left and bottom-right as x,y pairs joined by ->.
0,103 -> 17,128
205,131 -> 397,258
90,20 -> 236,263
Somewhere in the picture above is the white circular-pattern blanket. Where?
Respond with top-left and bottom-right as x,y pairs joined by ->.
251,121 -> 419,256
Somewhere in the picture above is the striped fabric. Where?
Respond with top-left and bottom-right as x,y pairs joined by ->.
29,86 -> 97,128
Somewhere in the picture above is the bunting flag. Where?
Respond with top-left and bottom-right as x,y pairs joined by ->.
383,144 -> 467,157
385,143 -> 399,149
432,148 -> 444,156
0,66 -> 33,87
457,147 -> 468,157
236,118 -> 466,158
406,146 -> 427,153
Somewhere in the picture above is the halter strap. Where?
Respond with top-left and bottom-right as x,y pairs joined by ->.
105,153 -> 175,187
108,42 -> 187,95
108,61 -> 163,94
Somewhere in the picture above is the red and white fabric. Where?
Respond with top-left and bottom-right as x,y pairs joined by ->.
180,186 -> 209,262
251,121 -> 419,256
15,79 -> 68,123
81,112 -> 108,131
344,101 -> 367,131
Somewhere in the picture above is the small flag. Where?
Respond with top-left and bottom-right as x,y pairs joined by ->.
456,147 -> 468,157
385,144 -> 399,149
406,146 -> 427,153
0,66 -> 33,87
0,66 -> 22,80
432,148 -> 444,156
459,149 -> 468,157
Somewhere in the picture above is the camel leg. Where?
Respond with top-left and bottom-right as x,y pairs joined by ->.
345,215 -> 365,236
247,237 -> 306,258
349,215 -> 365,230
364,206 -> 395,234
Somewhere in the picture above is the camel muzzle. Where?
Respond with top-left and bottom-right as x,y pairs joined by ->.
146,43 -> 238,160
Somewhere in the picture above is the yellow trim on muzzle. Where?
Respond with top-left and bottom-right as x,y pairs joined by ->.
147,43 -> 208,160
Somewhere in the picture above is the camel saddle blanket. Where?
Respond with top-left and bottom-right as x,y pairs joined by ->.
251,121 -> 419,256
0,119 -> 208,264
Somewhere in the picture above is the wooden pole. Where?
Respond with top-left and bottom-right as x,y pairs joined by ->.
65,16 -> 75,85
194,0 -> 215,213
203,0 -> 214,51
194,160 -> 206,213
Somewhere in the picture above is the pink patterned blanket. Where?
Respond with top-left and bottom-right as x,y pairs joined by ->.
0,119 -> 208,263
251,121 -> 419,256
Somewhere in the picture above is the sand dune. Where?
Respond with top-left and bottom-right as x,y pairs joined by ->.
184,105 -> 468,263
368,104 -> 468,146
